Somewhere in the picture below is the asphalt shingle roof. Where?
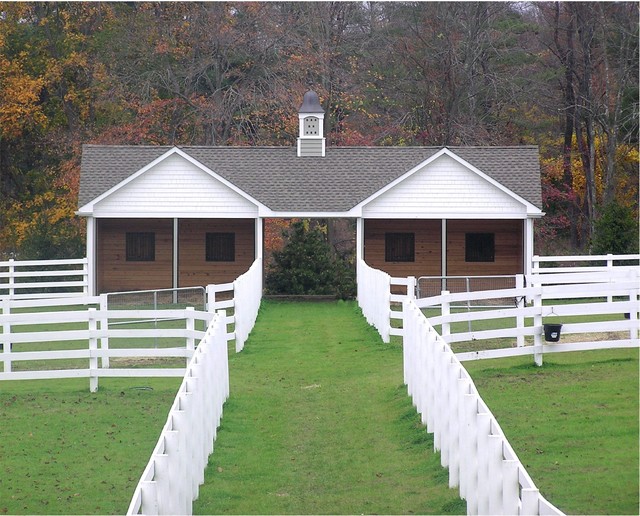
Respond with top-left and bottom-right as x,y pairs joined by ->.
78,145 -> 542,212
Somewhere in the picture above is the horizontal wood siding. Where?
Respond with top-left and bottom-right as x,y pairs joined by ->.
364,219 -> 441,278
178,219 -> 255,287
447,220 -> 523,275
97,219 -> 173,293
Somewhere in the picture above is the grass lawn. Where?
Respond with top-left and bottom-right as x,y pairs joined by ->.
0,377 -> 181,514
464,348 -> 639,515
193,300 -> 465,515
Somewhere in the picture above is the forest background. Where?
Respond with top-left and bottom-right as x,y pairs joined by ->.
0,1 -> 638,261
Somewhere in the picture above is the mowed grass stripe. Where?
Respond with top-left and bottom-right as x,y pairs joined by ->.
193,300 -> 464,515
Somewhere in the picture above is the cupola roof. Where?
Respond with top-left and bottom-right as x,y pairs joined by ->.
298,90 -> 324,114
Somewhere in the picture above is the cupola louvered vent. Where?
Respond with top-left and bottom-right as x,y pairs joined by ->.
297,91 -> 325,157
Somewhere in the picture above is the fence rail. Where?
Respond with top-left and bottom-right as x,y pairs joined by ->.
0,300 -> 215,392
127,310 -> 230,515
0,258 -> 89,299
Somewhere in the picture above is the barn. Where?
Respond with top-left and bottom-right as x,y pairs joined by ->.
77,91 -> 543,295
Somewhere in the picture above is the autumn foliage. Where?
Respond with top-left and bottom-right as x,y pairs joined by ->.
0,2 -> 637,259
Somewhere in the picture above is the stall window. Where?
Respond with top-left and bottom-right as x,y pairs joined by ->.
385,233 -> 415,262
206,232 -> 235,262
465,233 -> 495,262
126,232 -> 155,261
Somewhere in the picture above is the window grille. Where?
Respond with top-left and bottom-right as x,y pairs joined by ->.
126,232 -> 155,261
385,233 -> 415,262
465,233 -> 495,262
206,232 -> 235,262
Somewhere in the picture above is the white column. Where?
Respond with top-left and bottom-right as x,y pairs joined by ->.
86,217 -> 96,296
441,219 -> 447,291
255,218 -> 263,260
524,218 -> 534,277
173,218 -> 179,290
356,218 -> 364,263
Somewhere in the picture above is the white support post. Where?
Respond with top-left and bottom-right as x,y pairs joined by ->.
255,217 -> 263,260
173,218 -> 179,294
186,307 -> 195,366
86,218 -> 96,296
356,218 -> 364,263
88,308 -> 99,392
533,289 -> 543,366
441,290 -> 451,340
1,297 -> 11,372
8,258 -> 15,299
206,285 -> 216,313
99,294 -> 110,369
441,219 -> 447,291
516,274 -> 525,347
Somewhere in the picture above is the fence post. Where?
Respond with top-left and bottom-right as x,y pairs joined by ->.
99,294 -> 110,369
8,258 -> 15,299
186,307 -> 195,366
88,308 -> 99,392
607,254 -> 614,303
629,269 -> 639,341
516,275 -> 525,347
1,297 -> 11,372
533,288 -> 543,366
206,284 -> 216,312
441,290 -> 451,339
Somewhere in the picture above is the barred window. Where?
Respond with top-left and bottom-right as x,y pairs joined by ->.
385,233 -> 415,262
465,233 -> 495,262
206,233 -> 235,262
126,232 -> 155,261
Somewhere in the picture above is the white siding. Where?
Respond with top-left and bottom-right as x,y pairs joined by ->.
362,154 -> 527,218
93,153 -> 258,218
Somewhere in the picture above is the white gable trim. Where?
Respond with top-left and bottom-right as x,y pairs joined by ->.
77,147 -> 266,215
355,147 -> 542,217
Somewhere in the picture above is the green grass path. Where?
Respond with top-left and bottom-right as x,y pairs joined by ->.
193,300 -> 464,514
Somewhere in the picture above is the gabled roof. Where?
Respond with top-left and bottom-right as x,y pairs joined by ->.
78,144 -> 542,213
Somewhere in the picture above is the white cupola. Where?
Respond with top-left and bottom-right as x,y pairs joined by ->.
297,90 -> 325,157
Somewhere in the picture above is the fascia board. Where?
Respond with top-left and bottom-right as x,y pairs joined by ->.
78,147 -> 267,215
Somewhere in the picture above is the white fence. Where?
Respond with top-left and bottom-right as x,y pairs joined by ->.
206,258 -> 262,352
419,269 -> 639,365
127,310 -> 230,515
0,295 -> 214,392
403,300 -> 562,515
0,258 -> 89,299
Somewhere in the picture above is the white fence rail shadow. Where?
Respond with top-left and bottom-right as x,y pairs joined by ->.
403,301 -> 563,515
127,310 -> 230,516
0,258 -> 89,299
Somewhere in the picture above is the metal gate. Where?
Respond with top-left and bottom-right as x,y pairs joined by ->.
416,275 -> 520,308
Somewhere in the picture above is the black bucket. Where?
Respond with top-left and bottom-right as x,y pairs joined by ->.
543,323 -> 563,342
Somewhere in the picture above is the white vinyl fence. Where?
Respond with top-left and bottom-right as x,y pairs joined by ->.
0,258 -> 89,299
0,295 -> 214,392
421,269 -> 639,365
127,310 -> 230,515
403,300 -> 562,515
206,257 -> 263,352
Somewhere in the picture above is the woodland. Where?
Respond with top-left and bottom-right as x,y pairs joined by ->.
0,1 -> 638,260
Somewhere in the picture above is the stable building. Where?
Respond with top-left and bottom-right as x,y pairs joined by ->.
77,91 -> 543,295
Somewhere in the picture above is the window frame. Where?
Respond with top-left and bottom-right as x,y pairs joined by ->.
384,232 -> 415,262
206,232 -> 236,262
125,232 -> 156,262
465,232 -> 495,262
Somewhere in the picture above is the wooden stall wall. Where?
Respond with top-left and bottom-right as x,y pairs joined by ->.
97,218 -> 173,293
364,219 -> 442,278
178,219 -> 255,287
446,219 -> 524,275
